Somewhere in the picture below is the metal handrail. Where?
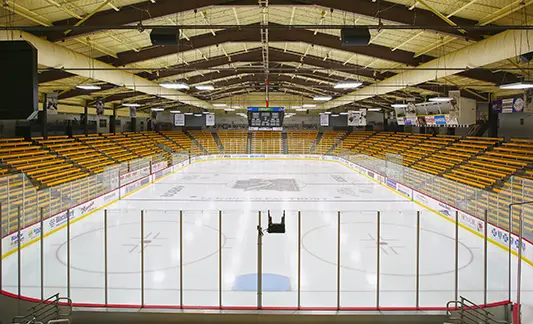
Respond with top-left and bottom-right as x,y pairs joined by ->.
12,294 -> 72,324
446,297 -> 509,324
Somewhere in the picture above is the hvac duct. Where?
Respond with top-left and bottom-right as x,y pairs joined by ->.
0,31 -> 212,110
324,29 -> 533,109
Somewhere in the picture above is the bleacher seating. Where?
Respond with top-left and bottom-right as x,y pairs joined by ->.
287,130 -> 318,154
333,131 -> 374,154
1,130 -> 533,242
36,136 -> 115,174
75,134 -> 139,164
251,131 -> 282,154
161,131 -> 201,154
315,131 -> 346,154
0,137 -> 89,188
188,130 -> 219,154
218,130 -> 248,154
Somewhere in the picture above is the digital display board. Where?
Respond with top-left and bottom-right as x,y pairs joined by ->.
247,107 -> 284,130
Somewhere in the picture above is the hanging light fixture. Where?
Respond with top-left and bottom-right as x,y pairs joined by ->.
160,82 -> 190,89
76,85 -> 101,90
195,84 -> 215,91
313,96 -> 332,101
334,82 -> 362,89
429,97 -> 454,102
499,81 -> 533,89
391,103 -> 408,108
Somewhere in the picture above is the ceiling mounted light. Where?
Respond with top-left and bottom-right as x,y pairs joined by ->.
331,114 -> 340,117
391,103 -> 408,108
324,111 -> 332,114
368,108 -> 382,111
122,103 -> 141,107
194,113 -> 203,117
160,82 -> 189,90
76,85 -> 101,90
151,108 -> 164,112
302,104 -> 316,108
334,82 -> 362,89
169,110 -> 181,113
224,108 -> 235,112
291,106 -> 302,109
313,96 -> 332,101
295,108 -> 307,112
213,103 -> 227,107
184,112 -> 193,115
231,105 -> 241,109
195,84 -> 215,91
429,97 -> 454,102
499,81 -> 533,89
202,111 -> 210,114
340,112 -> 348,115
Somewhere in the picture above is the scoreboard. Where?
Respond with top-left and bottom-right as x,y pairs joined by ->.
247,107 -> 284,130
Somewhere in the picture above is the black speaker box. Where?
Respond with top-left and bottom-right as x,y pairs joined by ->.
0,41 -> 38,119
340,28 -> 371,46
150,29 -> 179,46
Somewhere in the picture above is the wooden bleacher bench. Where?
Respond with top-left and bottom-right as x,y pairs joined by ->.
443,174 -> 486,188
479,155 -> 528,167
459,165 -> 506,178
469,160 -> 517,173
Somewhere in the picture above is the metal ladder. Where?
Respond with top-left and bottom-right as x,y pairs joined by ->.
12,294 -> 72,324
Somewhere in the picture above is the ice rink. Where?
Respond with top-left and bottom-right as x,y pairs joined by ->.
2,159 -> 532,318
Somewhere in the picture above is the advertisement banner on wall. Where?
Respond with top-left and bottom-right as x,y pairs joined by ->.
174,113 -> 185,126
434,115 -> 447,125
425,116 -> 436,125
206,113 -> 215,126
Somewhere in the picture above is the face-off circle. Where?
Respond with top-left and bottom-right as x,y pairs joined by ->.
302,221 -> 474,277
56,220 -> 225,274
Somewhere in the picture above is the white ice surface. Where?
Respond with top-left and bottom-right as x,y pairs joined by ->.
1,159 -> 531,321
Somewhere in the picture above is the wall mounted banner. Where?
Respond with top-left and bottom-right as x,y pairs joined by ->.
45,92 -> 58,116
320,113 -> 329,126
206,113 -> 215,126
174,113 -> 185,126
95,99 -> 104,116
347,110 -> 367,126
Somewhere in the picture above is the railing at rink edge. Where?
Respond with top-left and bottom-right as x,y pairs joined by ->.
0,150 -> 528,314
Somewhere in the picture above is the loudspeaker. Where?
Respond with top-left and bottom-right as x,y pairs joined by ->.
0,41 -> 38,119
340,28 -> 371,46
150,29 -> 179,46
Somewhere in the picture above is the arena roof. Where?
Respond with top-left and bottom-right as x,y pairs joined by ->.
1,0 -> 532,113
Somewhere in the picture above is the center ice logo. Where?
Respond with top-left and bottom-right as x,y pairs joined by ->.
233,178 -> 299,192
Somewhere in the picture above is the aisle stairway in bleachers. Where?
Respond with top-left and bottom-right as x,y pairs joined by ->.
218,130 -> 248,154
142,131 -> 184,153
75,134 -> 139,165
333,131 -> 374,154
0,137 -> 90,188
35,136 -> 114,175
161,131 -> 196,154
211,131 -> 224,152
315,131 -> 346,154
188,130 -> 219,154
